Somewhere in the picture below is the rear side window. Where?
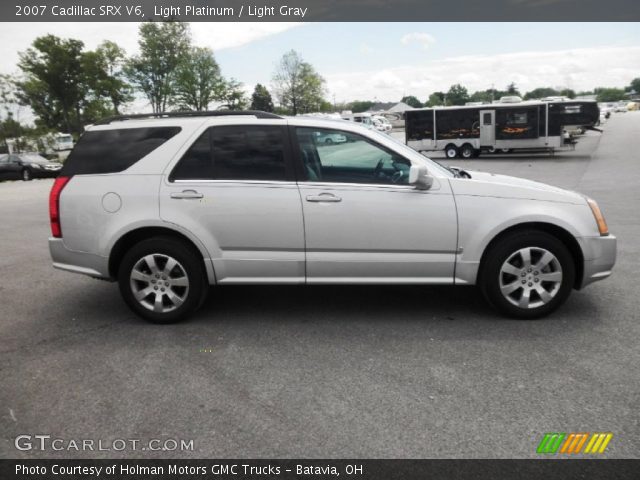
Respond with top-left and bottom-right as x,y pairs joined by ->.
170,125 -> 287,181
61,127 -> 181,175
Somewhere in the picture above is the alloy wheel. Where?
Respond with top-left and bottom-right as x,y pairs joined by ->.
498,247 -> 563,309
129,253 -> 189,313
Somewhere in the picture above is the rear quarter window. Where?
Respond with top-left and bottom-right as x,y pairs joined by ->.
61,127 -> 181,175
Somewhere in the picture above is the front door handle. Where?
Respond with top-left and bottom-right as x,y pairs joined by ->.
306,192 -> 342,203
170,190 -> 203,199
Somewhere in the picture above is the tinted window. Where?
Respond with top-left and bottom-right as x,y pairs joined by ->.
296,128 -> 410,185
61,127 -> 180,175
483,112 -> 492,125
171,126 -> 287,181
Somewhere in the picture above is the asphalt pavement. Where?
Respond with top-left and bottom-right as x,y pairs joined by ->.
1,112 -> 639,459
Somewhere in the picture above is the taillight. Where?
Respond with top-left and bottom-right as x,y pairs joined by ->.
49,176 -> 71,238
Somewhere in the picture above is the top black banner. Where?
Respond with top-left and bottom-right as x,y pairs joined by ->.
6,0 -> 640,22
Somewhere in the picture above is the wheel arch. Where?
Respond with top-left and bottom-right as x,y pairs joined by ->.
108,226 -> 215,284
478,222 -> 584,289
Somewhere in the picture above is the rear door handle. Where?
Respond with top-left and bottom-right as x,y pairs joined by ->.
170,190 -> 203,199
306,192 -> 342,203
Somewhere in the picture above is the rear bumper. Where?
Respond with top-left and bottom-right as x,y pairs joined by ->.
578,234 -> 617,289
49,238 -> 111,280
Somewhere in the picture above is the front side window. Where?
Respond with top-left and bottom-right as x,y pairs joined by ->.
296,128 -> 411,185
171,125 -> 287,181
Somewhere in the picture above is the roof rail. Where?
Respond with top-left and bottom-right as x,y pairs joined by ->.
94,110 -> 283,125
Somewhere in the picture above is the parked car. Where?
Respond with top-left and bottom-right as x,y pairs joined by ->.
0,153 -> 63,181
48,111 -> 616,323
314,131 -> 347,144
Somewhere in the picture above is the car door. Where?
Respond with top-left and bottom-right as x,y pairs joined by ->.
7,155 -> 22,179
0,155 -> 9,179
293,126 -> 458,283
160,122 -> 305,284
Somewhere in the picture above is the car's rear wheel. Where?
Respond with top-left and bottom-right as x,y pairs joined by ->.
480,230 -> 575,319
325,138 -> 333,144
118,237 -> 206,324
445,144 -> 459,159
22,169 -> 32,181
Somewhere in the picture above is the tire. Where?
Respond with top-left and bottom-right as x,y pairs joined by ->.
22,169 -> 32,181
500,148 -> 512,154
325,138 -> 333,144
445,144 -> 459,159
118,236 -> 207,324
460,144 -> 474,159
479,230 -> 575,319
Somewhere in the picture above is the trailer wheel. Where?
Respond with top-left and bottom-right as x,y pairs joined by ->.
500,148 -> 512,154
460,144 -> 475,159
445,144 -> 459,159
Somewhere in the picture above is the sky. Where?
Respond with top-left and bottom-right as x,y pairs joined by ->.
1,22 -> 639,111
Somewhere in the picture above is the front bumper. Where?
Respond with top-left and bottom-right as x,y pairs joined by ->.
577,234 -> 617,289
49,238 -> 111,280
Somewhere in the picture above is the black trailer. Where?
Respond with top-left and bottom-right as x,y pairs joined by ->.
405,100 -> 600,158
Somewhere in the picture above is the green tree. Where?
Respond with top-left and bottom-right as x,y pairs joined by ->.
82,40 -> 132,115
468,90 -> 493,103
446,84 -> 469,106
401,95 -> 422,108
272,50 -> 326,115
250,83 -> 274,112
125,22 -> 191,113
524,87 -> 560,100
595,87 -> 626,102
426,92 -> 445,107
349,100 -> 375,113
559,88 -> 576,99
628,77 -> 640,93
506,82 -> 521,96
16,35 -> 87,135
173,46 -> 224,111
219,78 -> 248,110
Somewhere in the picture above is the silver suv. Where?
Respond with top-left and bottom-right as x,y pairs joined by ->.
49,111 -> 616,323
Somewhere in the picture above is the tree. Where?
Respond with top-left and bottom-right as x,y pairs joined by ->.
219,79 -> 248,110
628,77 -> 640,93
401,95 -> 422,108
558,88 -> 576,99
125,22 -> 191,113
16,35 -> 87,135
594,87 -> 626,102
349,100 -> 375,113
82,40 -> 132,115
426,92 -> 445,107
469,90 -> 493,103
446,84 -> 469,106
524,87 -> 559,100
174,47 -> 225,111
272,50 -> 326,115
506,82 -> 521,96
250,84 -> 274,112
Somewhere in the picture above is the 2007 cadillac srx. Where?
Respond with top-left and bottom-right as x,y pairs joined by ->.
48,111 -> 616,323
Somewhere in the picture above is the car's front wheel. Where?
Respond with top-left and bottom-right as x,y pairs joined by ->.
118,237 -> 207,324
480,230 -> 575,319
22,169 -> 32,181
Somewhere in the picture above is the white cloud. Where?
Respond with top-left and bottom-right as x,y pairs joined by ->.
326,45 -> 640,103
400,32 -> 436,50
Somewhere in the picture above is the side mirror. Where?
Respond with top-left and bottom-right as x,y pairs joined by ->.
409,165 -> 434,190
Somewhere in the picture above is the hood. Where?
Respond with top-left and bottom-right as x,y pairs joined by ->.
449,170 -> 586,205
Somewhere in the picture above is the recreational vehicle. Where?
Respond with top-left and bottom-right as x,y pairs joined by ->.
405,100 -> 600,158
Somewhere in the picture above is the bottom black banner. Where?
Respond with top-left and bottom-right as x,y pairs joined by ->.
1,459 -> 639,480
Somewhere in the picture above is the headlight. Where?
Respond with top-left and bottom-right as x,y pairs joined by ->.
30,163 -> 42,169
587,198 -> 609,236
